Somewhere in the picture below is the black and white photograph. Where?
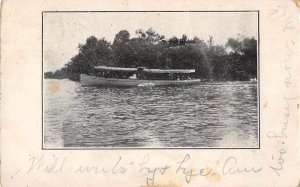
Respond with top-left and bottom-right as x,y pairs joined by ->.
43,11 -> 259,149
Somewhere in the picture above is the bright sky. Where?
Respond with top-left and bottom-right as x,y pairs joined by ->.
43,12 -> 258,72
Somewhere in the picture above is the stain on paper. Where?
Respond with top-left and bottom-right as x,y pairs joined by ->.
48,81 -> 61,93
205,167 -> 221,182
292,0 -> 300,10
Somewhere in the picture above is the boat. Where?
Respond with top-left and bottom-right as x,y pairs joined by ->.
80,66 -> 201,87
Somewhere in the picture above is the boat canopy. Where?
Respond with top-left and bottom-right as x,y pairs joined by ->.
94,66 -> 195,74
94,66 -> 136,72
143,68 -> 195,73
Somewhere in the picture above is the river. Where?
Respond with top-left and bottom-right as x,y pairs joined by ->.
44,79 -> 258,148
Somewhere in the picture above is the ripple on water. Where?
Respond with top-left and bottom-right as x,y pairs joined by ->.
44,79 -> 258,148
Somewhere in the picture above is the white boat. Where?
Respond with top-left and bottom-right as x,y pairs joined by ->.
80,66 -> 201,87
80,74 -> 201,87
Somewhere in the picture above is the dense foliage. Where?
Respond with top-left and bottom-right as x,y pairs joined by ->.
45,28 -> 257,81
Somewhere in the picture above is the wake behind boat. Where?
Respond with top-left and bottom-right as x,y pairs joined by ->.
80,66 -> 201,87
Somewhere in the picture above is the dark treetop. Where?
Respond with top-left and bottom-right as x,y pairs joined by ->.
44,28 -> 257,81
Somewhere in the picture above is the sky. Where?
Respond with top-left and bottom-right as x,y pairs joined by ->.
43,12 -> 258,72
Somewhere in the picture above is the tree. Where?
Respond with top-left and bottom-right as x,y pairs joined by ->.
62,36 -> 113,80
113,30 -> 130,45
207,35 -> 214,47
225,37 -> 257,79
112,30 -> 133,67
168,36 -> 179,46
164,43 -> 211,78
241,38 -> 257,78
124,28 -> 168,68
44,29 -> 257,82
179,34 -> 188,45
226,38 -> 242,53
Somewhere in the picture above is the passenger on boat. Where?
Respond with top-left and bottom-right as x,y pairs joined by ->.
129,74 -> 137,79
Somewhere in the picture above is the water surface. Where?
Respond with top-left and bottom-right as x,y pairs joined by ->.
44,79 -> 258,148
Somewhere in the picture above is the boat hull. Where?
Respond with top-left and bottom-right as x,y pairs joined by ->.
80,74 -> 201,87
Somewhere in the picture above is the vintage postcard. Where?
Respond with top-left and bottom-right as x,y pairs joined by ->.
1,0 -> 299,186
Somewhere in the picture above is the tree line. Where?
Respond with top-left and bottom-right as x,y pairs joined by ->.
44,28 -> 257,81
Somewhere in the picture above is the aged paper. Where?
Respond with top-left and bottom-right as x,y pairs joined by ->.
1,0 -> 299,186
